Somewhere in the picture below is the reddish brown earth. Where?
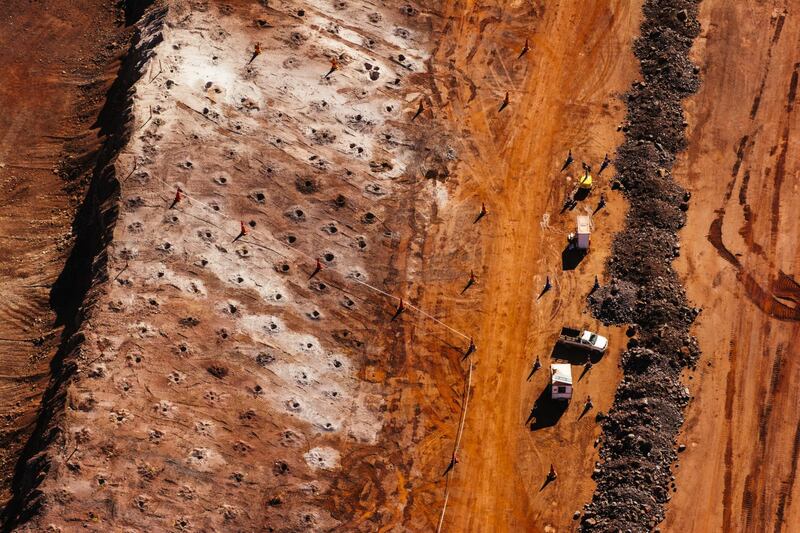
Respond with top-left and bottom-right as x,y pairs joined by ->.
666,1 -> 800,531
2,0 -> 798,532
2,1 -> 641,531
0,0 -> 131,507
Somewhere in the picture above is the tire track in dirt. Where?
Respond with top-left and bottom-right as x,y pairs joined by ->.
769,120 -> 790,252
706,61 -> 800,321
665,2 -> 800,530
743,336 -> 786,528
722,334 -> 737,532
775,418 -> 800,532
749,7 -> 787,119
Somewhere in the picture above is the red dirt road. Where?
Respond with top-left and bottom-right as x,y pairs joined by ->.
395,2 -> 642,530
665,2 -> 800,531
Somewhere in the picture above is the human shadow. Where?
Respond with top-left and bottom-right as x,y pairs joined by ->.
539,475 -> 556,491
574,187 -> 590,201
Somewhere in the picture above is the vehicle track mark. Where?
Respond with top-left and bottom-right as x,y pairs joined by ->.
771,11 -> 786,44
774,418 -> 800,533
737,169 -> 767,259
773,272 -> 800,305
739,270 -> 800,321
466,15 -> 501,65
769,123 -> 790,253
708,215 -> 740,268
722,335 -> 737,532
788,65 -> 798,111
759,344 -> 784,441
750,10 -> 786,119
730,135 -> 749,181
742,474 -> 755,530
708,210 -> 799,321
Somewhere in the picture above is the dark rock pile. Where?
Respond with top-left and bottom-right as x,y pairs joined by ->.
582,1 -> 702,531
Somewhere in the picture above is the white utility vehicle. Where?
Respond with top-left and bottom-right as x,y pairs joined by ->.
557,327 -> 608,355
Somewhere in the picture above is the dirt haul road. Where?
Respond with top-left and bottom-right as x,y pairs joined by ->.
410,1 -> 642,531
665,1 -> 800,531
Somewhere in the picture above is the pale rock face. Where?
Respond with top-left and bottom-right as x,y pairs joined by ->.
26,0 -> 441,530
304,446 -> 342,471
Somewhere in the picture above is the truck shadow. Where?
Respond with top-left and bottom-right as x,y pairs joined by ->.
550,343 -> 604,365
526,383 -> 568,430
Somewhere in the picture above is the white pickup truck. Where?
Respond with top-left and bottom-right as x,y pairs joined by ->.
557,327 -> 608,355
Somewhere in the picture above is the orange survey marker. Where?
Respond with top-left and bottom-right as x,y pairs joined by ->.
249,42 -> 262,64
412,100 -> 424,121
391,298 -> 406,321
463,337 -> 477,360
309,258 -> 323,279
325,57 -> 340,78
461,270 -> 477,294
443,453 -> 460,477
561,150 -> 574,171
474,202 -> 488,224
498,91 -> 510,112
518,38 -> 530,59
233,221 -> 248,242
598,153 -> 611,175
169,187 -> 183,209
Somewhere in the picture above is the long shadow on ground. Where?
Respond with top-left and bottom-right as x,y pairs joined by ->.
527,383 -> 568,430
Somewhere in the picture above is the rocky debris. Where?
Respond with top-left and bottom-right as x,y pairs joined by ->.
582,1 -> 702,531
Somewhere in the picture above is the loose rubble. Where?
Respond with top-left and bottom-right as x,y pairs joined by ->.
582,1 -> 702,531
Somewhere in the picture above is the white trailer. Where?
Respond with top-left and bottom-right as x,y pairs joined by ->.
551,363 -> 573,400
576,215 -> 591,250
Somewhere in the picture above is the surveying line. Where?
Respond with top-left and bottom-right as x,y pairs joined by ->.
351,278 -> 471,341
437,357 -> 474,533
143,172 -> 472,342
437,476 -> 453,533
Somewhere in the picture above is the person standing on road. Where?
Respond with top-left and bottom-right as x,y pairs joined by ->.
498,91 -> 510,112
561,150 -> 574,171
598,153 -> 611,175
